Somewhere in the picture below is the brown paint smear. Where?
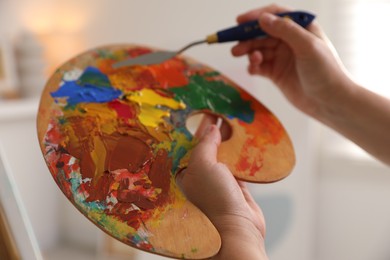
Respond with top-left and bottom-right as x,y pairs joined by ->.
63,114 -> 174,229
107,135 -> 153,173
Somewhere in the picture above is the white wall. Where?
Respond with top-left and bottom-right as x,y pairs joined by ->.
315,1 -> 390,259
317,148 -> 390,260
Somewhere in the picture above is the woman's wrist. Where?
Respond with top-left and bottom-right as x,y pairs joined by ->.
212,215 -> 268,259
312,76 -> 359,126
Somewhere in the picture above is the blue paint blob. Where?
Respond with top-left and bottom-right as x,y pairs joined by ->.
51,67 -> 122,106
51,81 -> 122,106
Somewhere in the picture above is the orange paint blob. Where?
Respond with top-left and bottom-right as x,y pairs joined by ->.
147,59 -> 188,88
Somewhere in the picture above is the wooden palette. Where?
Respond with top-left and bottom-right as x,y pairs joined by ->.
37,44 -> 295,259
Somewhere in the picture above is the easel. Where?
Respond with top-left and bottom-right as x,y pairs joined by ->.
0,203 -> 20,260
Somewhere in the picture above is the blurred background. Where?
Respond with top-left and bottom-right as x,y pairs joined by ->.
0,0 -> 390,259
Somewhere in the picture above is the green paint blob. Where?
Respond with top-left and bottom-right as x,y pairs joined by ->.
171,75 -> 254,123
78,67 -> 111,87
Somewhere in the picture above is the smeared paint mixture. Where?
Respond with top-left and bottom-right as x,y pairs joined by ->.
42,46 -> 285,256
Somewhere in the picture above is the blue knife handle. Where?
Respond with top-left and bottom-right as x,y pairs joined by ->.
215,11 -> 315,43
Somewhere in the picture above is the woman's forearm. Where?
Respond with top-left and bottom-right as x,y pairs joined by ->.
317,80 -> 390,165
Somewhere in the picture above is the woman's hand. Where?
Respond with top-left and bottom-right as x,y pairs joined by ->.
176,124 -> 268,259
232,4 -> 354,118
232,4 -> 390,165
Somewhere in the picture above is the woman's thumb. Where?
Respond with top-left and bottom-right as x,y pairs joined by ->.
190,125 -> 221,165
176,125 -> 221,193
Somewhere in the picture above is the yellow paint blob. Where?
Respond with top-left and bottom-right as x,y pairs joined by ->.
127,89 -> 186,128
128,89 -> 186,109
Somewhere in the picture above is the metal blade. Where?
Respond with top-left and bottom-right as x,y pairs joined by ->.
112,51 -> 177,68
